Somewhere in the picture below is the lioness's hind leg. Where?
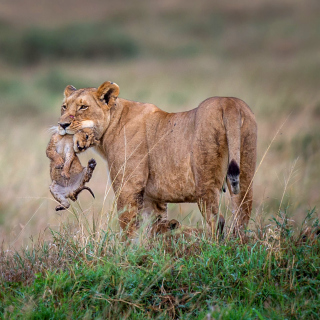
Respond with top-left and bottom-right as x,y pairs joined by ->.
229,179 -> 253,236
229,139 -> 256,235
197,188 -> 225,237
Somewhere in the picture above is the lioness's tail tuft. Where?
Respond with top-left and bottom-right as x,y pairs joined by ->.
227,159 -> 240,194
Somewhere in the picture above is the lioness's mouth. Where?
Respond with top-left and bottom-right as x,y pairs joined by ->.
58,127 -> 76,135
58,127 -> 67,135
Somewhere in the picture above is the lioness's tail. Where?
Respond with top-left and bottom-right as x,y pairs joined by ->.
223,99 -> 241,194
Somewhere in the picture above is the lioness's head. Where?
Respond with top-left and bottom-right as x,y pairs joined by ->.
73,128 -> 99,153
58,81 -> 120,137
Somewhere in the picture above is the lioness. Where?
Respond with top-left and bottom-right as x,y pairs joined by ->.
57,81 -> 257,236
46,128 -> 98,211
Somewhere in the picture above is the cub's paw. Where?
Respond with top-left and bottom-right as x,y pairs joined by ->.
55,159 -> 64,169
61,171 -> 70,179
55,205 -> 68,211
88,159 -> 97,170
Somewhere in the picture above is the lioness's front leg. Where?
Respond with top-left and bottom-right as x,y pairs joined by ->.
117,190 -> 144,238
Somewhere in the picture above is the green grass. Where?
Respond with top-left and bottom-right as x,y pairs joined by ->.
1,209 -> 320,319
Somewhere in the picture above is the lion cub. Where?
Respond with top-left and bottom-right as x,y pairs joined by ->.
150,215 -> 225,238
46,128 -> 98,211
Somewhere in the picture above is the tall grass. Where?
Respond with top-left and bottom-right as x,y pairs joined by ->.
1,203 -> 320,319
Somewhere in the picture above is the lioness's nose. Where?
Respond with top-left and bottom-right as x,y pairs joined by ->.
59,122 -> 71,130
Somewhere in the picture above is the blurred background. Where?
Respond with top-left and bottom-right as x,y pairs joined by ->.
1,0 -> 320,248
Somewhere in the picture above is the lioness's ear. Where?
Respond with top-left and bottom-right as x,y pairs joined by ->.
96,81 -> 120,108
64,85 -> 76,98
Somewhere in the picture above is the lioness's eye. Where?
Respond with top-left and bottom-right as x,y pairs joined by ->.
79,105 -> 88,110
85,134 -> 89,140
61,105 -> 67,110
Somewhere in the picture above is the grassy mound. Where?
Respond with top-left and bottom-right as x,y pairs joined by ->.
1,210 -> 320,319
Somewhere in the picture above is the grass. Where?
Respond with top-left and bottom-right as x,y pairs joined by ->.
1,208 -> 320,319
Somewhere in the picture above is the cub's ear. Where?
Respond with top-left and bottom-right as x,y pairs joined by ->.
94,137 -> 100,145
96,81 -> 120,108
64,85 -> 76,98
169,219 -> 180,230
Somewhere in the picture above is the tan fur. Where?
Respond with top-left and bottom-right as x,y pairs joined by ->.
57,81 -> 257,236
149,215 -> 225,238
46,128 -> 98,211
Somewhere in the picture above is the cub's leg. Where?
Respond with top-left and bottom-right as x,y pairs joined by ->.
197,188 -> 225,237
82,159 -> 97,183
69,159 -> 97,201
61,147 -> 76,179
49,181 -> 70,211
46,134 -> 64,169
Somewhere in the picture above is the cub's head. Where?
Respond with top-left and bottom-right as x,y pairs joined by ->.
73,128 -> 99,153
150,219 -> 181,236
58,81 -> 120,137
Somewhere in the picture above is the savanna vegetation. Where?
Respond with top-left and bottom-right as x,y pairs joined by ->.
1,0 -> 320,318
1,207 -> 320,319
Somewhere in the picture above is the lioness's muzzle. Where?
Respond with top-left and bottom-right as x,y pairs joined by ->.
59,122 -> 71,130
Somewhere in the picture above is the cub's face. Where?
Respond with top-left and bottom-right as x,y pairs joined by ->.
73,128 -> 99,153
150,219 -> 180,235
58,82 -> 120,138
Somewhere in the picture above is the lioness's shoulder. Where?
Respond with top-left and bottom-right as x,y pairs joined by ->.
121,99 -> 163,117
142,103 -> 163,115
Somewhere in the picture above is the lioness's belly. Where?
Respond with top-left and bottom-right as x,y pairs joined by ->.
145,152 -> 197,203
145,111 -> 197,203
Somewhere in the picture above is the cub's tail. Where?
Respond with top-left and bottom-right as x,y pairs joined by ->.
223,98 -> 241,194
